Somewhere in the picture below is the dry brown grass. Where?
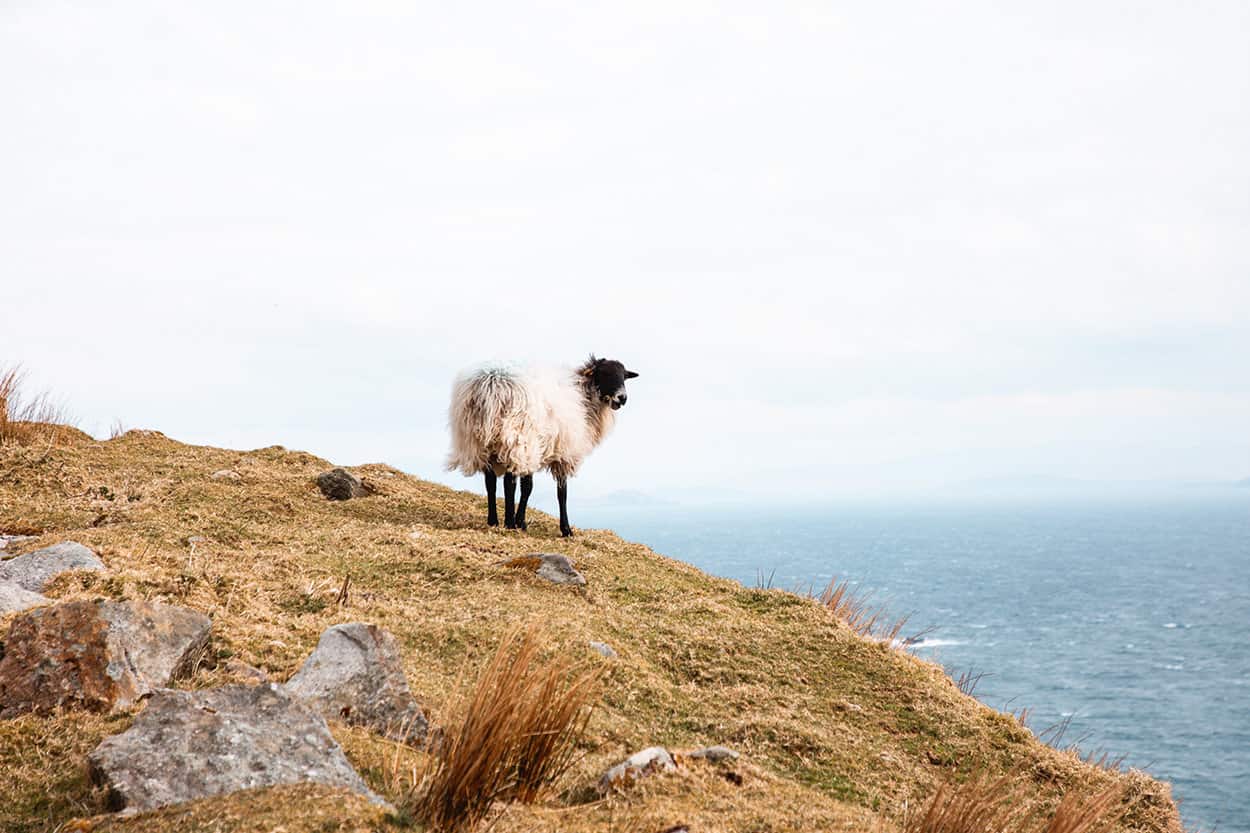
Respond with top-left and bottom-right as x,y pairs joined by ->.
904,771 -> 1127,833
1042,785 -> 1128,833
817,576 -> 910,643
904,774 -> 1029,833
409,623 -> 604,831
0,364 -> 75,447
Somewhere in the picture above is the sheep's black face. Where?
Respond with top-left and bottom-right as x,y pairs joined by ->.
582,357 -> 639,410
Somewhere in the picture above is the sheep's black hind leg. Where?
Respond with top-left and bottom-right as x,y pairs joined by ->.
484,469 -> 498,526
515,474 -> 533,531
503,473 -> 517,529
555,474 -> 572,537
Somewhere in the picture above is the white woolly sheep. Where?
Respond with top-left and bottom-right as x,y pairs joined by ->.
446,355 -> 639,536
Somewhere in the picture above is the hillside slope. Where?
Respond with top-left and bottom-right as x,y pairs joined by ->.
0,431 -> 1181,833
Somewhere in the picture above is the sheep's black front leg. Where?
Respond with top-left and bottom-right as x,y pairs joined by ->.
555,474 -> 572,537
503,473 -> 517,529
483,469 -> 498,526
515,474 -> 533,531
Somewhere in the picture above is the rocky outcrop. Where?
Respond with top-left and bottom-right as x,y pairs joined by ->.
0,541 -> 105,591
316,468 -> 372,501
0,583 -> 48,615
0,599 -> 211,718
498,553 -> 586,586
284,623 -> 427,743
589,640 -> 617,658
88,683 -> 390,812
210,469 -> 241,481
0,534 -> 35,551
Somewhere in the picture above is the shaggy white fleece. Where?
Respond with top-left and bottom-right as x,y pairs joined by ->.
446,361 -> 614,478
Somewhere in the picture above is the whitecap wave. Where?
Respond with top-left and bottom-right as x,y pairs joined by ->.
906,638 -> 966,649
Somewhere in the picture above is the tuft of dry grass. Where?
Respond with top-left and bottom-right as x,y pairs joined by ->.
905,771 -> 1127,833
816,577 -> 910,643
904,774 -> 1029,833
955,668 -> 989,697
409,623 -> 604,832
0,364 -> 75,446
1042,785 -> 1128,833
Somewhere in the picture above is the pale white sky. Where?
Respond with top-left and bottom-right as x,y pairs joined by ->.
3,1 -> 1248,507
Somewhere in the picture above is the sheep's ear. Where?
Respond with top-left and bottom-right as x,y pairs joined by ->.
625,370 -> 639,379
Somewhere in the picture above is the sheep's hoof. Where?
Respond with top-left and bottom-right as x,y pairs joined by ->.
516,519 -> 527,531
487,517 -> 499,527
560,526 -> 573,538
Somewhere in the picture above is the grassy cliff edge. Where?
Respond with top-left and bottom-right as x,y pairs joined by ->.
0,430 -> 1182,832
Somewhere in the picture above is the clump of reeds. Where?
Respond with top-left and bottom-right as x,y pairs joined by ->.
904,770 -> 1127,833
1041,786 -> 1128,833
408,622 -> 604,832
0,364 -> 74,446
816,577 -> 909,643
905,774 -> 1029,833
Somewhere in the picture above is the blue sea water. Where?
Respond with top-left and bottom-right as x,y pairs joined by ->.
579,495 -> 1250,832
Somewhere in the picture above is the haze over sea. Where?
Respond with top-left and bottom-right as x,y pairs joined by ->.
580,492 -> 1250,833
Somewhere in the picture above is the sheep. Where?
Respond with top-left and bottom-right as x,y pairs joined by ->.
446,355 -> 638,537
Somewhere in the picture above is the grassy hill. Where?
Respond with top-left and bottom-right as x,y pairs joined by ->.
0,430 -> 1182,832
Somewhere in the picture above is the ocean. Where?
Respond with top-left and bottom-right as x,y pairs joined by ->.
579,495 -> 1250,833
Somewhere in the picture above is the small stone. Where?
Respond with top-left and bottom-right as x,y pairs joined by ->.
0,541 -> 105,592
687,745 -> 740,763
498,554 -> 586,586
589,641 -> 617,658
0,534 -> 35,551
224,659 -> 270,683
88,683 -> 390,813
598,746 -> 676,793
284,623 -> 427,744
316,468 -> 372,501
0,582 -> 49,615
210,469 -> 241,481
0,598 -> 211,718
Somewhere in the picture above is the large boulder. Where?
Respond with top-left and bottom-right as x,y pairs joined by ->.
88,683 -> 391,812
284,622 -> 427,743
0,599 -> 211,718
0,582 -> 48,615
0,541 -> 105,591
316,468 -> 372,501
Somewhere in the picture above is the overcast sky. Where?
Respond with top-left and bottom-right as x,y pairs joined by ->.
3,1 -> 1248,507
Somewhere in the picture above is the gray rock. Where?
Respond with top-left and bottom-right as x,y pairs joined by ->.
284,623 -> 427,743
316,468 -> 371,501
598,746 -> 676,793
224,659 -> 270,683
589,641 -> 617,658
535,554 -> 586,585
210,469 -> 241,481
88,683 -> 391,812
687,745 -> 740,763
498,553 -> 586,586
0,582 -> 49,615
0,541 -> 105,592
0,599 -> 211,717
